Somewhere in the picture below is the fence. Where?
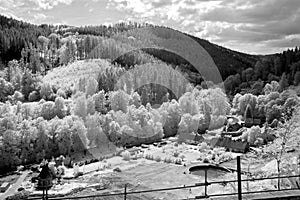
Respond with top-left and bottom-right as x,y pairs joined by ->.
27,156 -> 300,200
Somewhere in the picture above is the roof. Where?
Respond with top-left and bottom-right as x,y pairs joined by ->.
215,137 -> 249,152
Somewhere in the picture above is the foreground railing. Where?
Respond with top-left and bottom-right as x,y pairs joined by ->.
26,156 -> 300,200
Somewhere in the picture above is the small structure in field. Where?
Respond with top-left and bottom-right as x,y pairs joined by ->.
0,182 -> 10,192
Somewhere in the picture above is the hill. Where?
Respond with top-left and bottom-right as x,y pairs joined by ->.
188,35 -> 260,78
2,14 -> 300,96
0,14 -> 259,78
0,15 -> 52,66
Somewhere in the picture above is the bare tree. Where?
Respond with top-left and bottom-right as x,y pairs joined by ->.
265,106 -> 300,190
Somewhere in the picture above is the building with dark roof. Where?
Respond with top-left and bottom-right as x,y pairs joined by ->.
214,137 -> 249,153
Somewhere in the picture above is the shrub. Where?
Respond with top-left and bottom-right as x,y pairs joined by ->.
28,91 -> 40,102
85,77 -> 98,97
199,142 -> 209,151
73,93 -> 87,119
155,156 -> 161,162
13,91 -> 24,102
179,154 -> 186,161
40,82 -> 54,100
56,88 -> 67,98
173,151 -> 179,157
41,101 -> 56,120
144,152 -> 154,160
121,150 -> 131,161
164,157 -> 173,164
87,97 -> 96,115
54,96 -> 66,119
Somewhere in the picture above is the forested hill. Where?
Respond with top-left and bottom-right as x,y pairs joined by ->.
188,34 -> 260,78
56,23 -> 261,78
0,14 -> 259,75
0,15 -> 52,66
1,14 -> 300,95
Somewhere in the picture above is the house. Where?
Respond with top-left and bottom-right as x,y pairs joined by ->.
214,137 -> 249,153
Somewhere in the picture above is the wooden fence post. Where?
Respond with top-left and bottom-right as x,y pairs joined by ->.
237,156 -> 242,200
205,169 -> 208,197
124,184 -> 127,200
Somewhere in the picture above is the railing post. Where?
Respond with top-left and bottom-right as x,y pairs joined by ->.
237,156 -> 242,200
124,184 -> 127,200
205,169 -> 208,197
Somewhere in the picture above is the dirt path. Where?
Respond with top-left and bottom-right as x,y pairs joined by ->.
0,171 -> 29,200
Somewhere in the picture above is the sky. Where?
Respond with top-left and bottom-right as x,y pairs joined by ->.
1,0 -> 300,55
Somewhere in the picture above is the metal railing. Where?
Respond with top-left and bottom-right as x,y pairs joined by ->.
27,156 -> 300,200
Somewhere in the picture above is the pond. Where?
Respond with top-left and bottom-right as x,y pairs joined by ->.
189,164 -> 232,178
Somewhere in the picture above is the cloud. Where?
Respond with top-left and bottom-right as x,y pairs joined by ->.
29,0 -> 74,10
107,0 -> 300,54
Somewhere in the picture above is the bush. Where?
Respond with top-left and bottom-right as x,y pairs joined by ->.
121,150 -> 131,161
13,91 -> 24,102
209,115 -> 227,130
199,142 -> 210,151
173,151 -> 179,157
144,152 -> 154,160
56,88 -> 67,98
41,101 -> 56,120
40,82 -> 54,100
164,157 -> 173,164
155,156 -> 161,162
28,91 -> 40,102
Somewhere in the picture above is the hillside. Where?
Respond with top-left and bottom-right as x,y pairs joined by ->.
0,14 -> 259,77
2,14 -> 300,97
60,24 -> 261,79
188,35 -> 260,78
0,15 -> 52,66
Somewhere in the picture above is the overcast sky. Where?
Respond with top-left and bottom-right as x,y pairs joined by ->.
1,0 -> 300,54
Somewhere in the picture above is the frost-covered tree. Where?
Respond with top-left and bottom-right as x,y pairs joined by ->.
159,100 -> 181,137
178,92 -> 199,115
40,82 -> 54,100
56,88 -> 66,99
265,107 -> 300,189
57,118 -> 72,156
129,92 -> 141,108
87,96 -> 96,115
237,93 -> 258,117
0,78 -> 14,102
13,91 -> 24,102
85,77 -> 98,97
279,73 -> 289,91
35,121 -> 49,161
85,114 -> 102,147
41,101 -> 56,120
93,90 -> 106,113
73,93 -> 87,119
110,90 -> 130,113
21,70 -> 39,100
178,113 -> 199,143
232,93 -> 242,111
54,96 -> 65,119
71,118 -> 88,153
